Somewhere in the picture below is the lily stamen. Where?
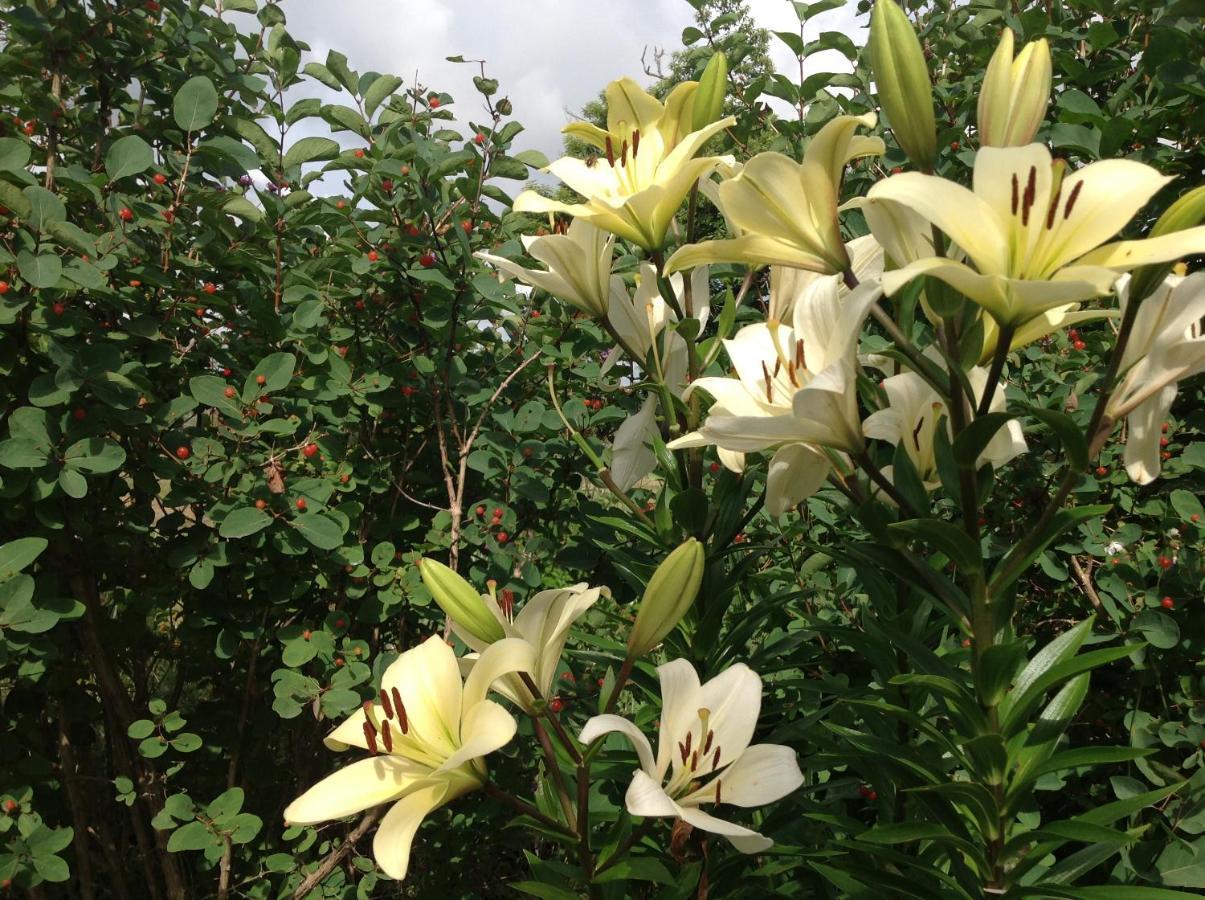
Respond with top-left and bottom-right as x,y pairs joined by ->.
1062,180 -> 1083,218
715,780 -> 723,806
381,720 -> 393,753
362,720 -> 378,755
391,687 -> 408,734
379,689 -> 393,719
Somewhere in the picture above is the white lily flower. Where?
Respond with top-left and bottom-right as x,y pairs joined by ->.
454,583 -> 604,713
668,280 -> 881,511
514,77 -> 735,249
863,366 -> 1026,489
284,635 -> 534,882
766,234 -> 884,322
475,218 -> 619,318
666,114 -> 884,275
581,658 -> 802,852
869,143 -> 1205,326
1105,272 -> 1205,484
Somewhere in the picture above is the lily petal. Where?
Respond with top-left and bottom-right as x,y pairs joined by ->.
676,805 -> 773,853
765,444 -> 831,516
435,699 -> 516,775
461,637 -> 536,710
382,636 -> 463,756
691,743 -> 804,808
372,781 -> 454,881
283,756 -> 424,824
580,714 -> 657,777
625,769 -> 683,818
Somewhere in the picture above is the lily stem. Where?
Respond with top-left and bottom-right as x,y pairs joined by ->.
577,762 -> 597,895
977,323 -> 1014,417
531,718 -> 577,829
854,449 -> 921,518
596,818 -> 656,875
482,783 -> 575,839
602,656 -> 635,717
521,672 -> 583,765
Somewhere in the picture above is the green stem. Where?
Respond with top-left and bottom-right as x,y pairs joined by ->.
482,783 -> 576,839
977,323 -> 1014,417
531,718 -> 577,828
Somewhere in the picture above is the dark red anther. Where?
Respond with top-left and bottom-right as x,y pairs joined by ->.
712,748 -> 721,770
381,720 -> 394,753
678,741 -> 689,765
379,689 -> 393,719
684,730 -> 692,758
1045,180 -> 1063,230
1020,166 -> 1037,226
715,780 -> 722,805
690,750 -> 699,771
1010,173 -> 1019,216
362,721 -> 379,755
620,139 -> 628,167
604,136 -> 615,167
1063,180 -> 1084,219
702,729 -> 714,756
631,130 -> 640,157
392,687 -> 408,734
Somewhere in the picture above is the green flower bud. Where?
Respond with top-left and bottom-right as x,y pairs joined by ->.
868,0 -> 937,170
418,559 -> 505,644
1129,185 -> 1205,301
977,29 -> 1051,147
691,52 -> 728,131
627,539 -> 705,658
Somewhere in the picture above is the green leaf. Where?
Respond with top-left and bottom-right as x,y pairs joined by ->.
64,438 -> 126,473
990,505 -> 1109,595
1133,609 -> 1180,649
0,537 -> 48,581
889,518 -> 981,571
174,76 -> 219,132
1021,405 -> 1089,471
17,249 -> 62,289
223,195 -> 263,222
593,857 -> 675,885
1001,643 -> 1142,736
283,136 -> 340,169
291,513 -> 344,550
0,437 -> 51,468
127,719 -> 156,739
172,732 -> 202,753
105,135 -> 154,182
951,412 -> 1014,468
189,374 -> 243,418
248,352 -> 296,394
219,507 -> 273,539
363,74 -> 403,118
59,467 -> 88,498
429,150 -> 475,179
24,185 -> 66,231
167,820 -> 216,852
974,641 -> 1027,708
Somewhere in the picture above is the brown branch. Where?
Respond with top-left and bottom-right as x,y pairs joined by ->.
1068,556 -> 1103,616
57,712 -> 96,900
289,806 -> 384,900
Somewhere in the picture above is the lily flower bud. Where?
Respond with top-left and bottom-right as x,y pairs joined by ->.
1128,185 -> 1205,302
868,0 -> 937,169
418,558 -> 505,644
691,52 -> 728,130
627,539 -> 705,658
977,28 -> 1051,147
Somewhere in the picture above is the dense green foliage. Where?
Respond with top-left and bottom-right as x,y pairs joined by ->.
0,0 -> 1201,897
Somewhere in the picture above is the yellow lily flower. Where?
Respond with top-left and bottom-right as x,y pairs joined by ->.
474,218 -> 619,319
869,143 -> 1205,326
665,114 -> 884,275
284,636 -> 534,881
513,77 -> 735,249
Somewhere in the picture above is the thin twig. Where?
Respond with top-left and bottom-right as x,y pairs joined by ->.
289,806 -> 384,900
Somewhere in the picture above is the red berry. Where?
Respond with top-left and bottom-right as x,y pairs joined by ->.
597,677 -> 605,687
334,658 -> 344,667
476,505 -> 485,516
428,96 -> 441,108
381,179 -> 393,192
1161,422 -> 1169,433
950,141 -> 960,151
709,462 -> 721,474
1161,450 -> 1172,461
1158,555 -> 1173,570
497,531 -> 508,544
302,629 -> 312,640
1161,596 -> 1174,609
461,220 -> 472,233
474,133 -> 485,144
255,374 -> 266,386
354,149 -> 365,159
153,173 -> 166,185
890,166 -> 903,174
203,282 -> 216,294
549,697 -> 564,713
867,791 -> 878,801
221,367 -> 232,377
224,386 -> 236,399
2,799 -> 15,812
72,407 -> 87,421
339,474 -> 350,484
162,209 -> 174,224
295,498 -> 307,511
1073,340 -> 1086,351
119,207 -> 133,222
367,250 -> 379,262
254,499 -> 267,510
420,252 -> 436,267
335,618 -> 346,628
406,224 -> 420,237
1095,466 -> 1107,477
0,281 -> 8,294
493,507 -> 502,517
401,165 -> 411,176
175,446 -> 190,460
961,638 -> 971,648
1160,437 -> 1170,447
51,302 -> 66,316
1192,514 -> 1200,523
303,443 -> 319,458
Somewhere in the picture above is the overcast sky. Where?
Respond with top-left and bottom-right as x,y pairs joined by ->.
275,0 -> 865,179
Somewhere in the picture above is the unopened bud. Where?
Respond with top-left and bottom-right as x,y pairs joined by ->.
418,559 -> 505,644
691,52 -> 728,130
868,0 -> 937,169
977,29 -> 1051,147
1128,185 -> 1205,301
627,539 -> 705,658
